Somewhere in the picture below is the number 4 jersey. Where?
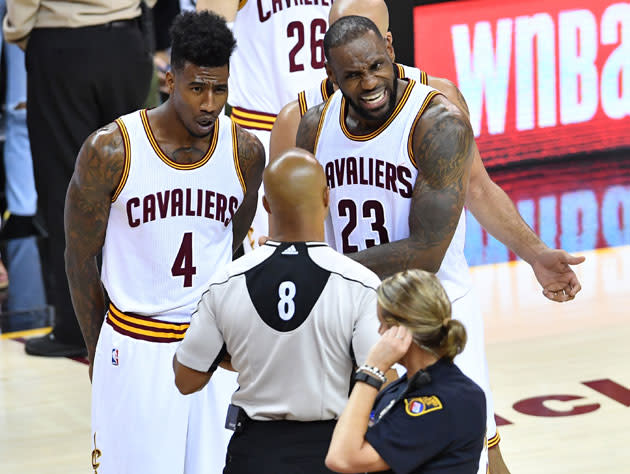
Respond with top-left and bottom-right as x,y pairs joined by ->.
101,111 -> 245,322
315,80 -> 472,302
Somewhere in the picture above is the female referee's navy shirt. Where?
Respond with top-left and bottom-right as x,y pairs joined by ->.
365,358 -> 486,474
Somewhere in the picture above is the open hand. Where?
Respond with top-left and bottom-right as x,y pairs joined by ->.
366,326 -> 413,373
531,249 -> 585,302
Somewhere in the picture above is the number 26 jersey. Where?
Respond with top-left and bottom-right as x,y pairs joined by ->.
314,80 -> 472,302
101,111 -> 245,322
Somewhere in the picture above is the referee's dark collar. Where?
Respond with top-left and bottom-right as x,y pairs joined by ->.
264,240 -> 328,248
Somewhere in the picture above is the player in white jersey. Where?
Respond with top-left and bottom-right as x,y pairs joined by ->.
198,0 -> 333,250
65,12 -> 264,474
296,16 -> 585,474
277,3 -> 586,471
174,149 -> 385,473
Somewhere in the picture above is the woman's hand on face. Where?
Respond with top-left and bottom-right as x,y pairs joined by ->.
366,326 -> 413,373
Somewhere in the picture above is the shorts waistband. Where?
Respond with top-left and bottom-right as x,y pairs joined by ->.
106,303 -> 189,343
230,106 -> 277,131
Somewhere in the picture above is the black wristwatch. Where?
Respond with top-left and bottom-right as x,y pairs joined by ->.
354,370 -> 383,390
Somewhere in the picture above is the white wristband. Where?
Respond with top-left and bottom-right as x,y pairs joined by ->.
357,364 -> 386,383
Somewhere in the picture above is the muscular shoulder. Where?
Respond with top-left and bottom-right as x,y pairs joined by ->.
295,102 -> 326,154
426,75 -> 470,118
75,121 -> 126,193
413,94 -> 474,184
234,123 -> 265,184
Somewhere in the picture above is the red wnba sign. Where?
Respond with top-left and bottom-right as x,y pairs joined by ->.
414,0 -> 630,168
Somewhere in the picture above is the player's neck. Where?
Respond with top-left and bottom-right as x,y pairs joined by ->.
270,218 -> 325,243
151,102 -> 214,149
346,78 -> 406,133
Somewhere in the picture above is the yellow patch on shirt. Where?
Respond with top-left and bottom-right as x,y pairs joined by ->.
404,396 -> 443,417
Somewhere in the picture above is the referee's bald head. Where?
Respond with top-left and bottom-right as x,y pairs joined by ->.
263,148 -> 329,239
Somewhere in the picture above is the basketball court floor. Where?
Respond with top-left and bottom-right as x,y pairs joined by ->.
1,154 -> 629,473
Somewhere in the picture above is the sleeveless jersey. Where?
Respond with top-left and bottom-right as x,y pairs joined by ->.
314,80 -> 472,301
101,111 -> 246,322
229,0 -> 331,131
297,63 -> 429,117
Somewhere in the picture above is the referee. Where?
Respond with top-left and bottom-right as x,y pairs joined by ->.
174,148 -> 383,474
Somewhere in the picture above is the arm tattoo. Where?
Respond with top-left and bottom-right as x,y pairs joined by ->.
65,123 -> 124,359
348,97 -> 474,277
231,125 -> 265,252
295,103 -> 325,154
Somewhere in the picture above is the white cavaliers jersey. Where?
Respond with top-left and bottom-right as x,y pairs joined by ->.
297,63 -> 429,117
229,0 -> 331,132
101,111 -> 246,322
176,241 -> 381,421
315,80 -> 472,301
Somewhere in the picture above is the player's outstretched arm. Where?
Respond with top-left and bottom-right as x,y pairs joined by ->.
269,100 -> 302,162
433,77 -> 585,302
231,125 -> 265,254
346,96 -> 474,278
65,124 -> 125,380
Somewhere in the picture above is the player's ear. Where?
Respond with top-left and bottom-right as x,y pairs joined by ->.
325,62 -> 337,87
166,70 -> 176,96
385,32 -> 395,62
323,186 -> 330,210
262,195 -> 271,214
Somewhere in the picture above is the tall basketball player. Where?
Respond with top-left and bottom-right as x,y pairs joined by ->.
64,12 -> 264,474
296,16 -> 577,474
281,4 -> 585,473
197,0 -> 332,250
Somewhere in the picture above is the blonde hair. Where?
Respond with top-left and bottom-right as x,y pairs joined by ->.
376,269 -> 466,362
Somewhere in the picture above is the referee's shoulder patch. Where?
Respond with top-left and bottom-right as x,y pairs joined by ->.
404,396 -> 443,417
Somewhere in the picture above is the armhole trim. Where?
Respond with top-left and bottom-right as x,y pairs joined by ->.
298,91 -> 308,117
407,90 -> 441,169
112,119 -> 131,202
232,120 -> 247,194
238,0 -> 248,11
313,98 -> 333,156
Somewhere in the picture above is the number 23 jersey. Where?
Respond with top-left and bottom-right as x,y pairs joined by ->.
315,80 -> 472,301
101,111 -> 245,322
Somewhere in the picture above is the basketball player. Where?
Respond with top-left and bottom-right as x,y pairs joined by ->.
174,148 -> 384,474
65,12 -> 264,474
197,0 -> 333,250
295,16 -> 574,474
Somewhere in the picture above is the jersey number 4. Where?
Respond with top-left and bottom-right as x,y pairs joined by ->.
172,232 -> 197,288
287,19 -> 326,73
339,199 -> 390,253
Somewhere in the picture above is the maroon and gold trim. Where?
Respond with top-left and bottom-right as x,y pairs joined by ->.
487,431 -> 501,449
231,119 -> 246,194
407,90 -> 442,168
321,78 -> 332,102
298,91 -> 308,117
313,97 -> 334,155
112,119 -> 131,202
140,109 -> 218,170
106,303 -> 189,343
238,0 -> 248,11
231,106 -> 276,131
340,79 -> 416,142
396,63 -> 406,79
420,70 -> 428,85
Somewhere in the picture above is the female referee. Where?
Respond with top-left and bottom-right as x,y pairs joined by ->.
326,269 -> 487,474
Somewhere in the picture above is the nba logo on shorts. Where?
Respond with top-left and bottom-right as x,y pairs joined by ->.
112,348 -> 119,366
